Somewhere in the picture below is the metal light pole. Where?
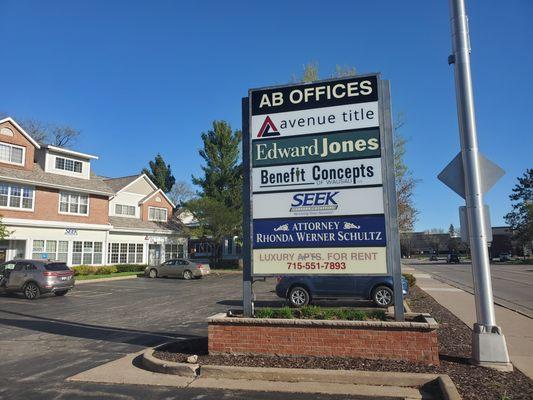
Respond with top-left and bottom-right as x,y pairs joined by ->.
448,0 -> 512,370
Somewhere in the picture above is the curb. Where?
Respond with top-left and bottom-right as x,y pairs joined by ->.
75,275 -> 140,285
141,347 -> 198,377
141,345 -> 461,399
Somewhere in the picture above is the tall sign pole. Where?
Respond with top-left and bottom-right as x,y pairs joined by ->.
448,0 -> 511,370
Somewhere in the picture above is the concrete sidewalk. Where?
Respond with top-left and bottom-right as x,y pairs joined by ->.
405,265 -> 533,380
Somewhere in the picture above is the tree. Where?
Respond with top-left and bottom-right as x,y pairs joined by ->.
186,197 -> 242,264
188,121 -> 243,265
449,224 -> 457,238
142,154 -> 176,193
191,121 -> 242,209
291,64 -> 418,232
168,181 -> 195,208
504,169 -> 533,257
0,217 -> 9,240
0,114 -> 81,148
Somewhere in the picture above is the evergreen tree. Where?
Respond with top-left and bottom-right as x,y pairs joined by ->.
504,168 -> 533,256
142,154 -> 176,193
191,121 -> 242,209
187,121 -> 243,265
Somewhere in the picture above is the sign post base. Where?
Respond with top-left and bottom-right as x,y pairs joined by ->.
471,323 -> 513,372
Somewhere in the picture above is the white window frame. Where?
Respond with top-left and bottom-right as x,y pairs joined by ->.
115,204 -> 136,217
55,156 -> 83,173
0,141 -> 25,166
72,241 -> 103,265
107,243 -> 144,264
148,206 -> 168,222
0,182 -> 35,211
32,240 -> 69,262
58,191 -> 90,216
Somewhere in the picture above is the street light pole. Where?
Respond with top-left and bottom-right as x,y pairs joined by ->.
448,0 -> 512,370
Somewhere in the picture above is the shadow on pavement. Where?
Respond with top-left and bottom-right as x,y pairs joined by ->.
0,308 -> 200,346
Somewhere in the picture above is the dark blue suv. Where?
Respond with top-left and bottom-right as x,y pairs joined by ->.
275,275 -> 408,307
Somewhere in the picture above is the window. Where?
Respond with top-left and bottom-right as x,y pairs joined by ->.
165,244 -> 185,260
32,240 -> 68,262
0,142 -> 24,165
194,242 -> 212,255
0,182 -> 34,210
55,156 -> 82,173
148,207 -> 168,222
72,241 -> 103,265
115,204 -> 136,216
59,192 -> 89,215
108,243 -> 144,264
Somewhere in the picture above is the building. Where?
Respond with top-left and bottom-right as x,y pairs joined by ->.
0,117 -> 187,265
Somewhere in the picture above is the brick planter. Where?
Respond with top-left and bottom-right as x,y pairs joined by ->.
208,313 -> 439,366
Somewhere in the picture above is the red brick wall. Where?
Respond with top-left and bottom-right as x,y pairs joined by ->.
0,120 -> 36,171
1,186 -> 109,225
208,323 -> 439,366
141,192 -> 173,221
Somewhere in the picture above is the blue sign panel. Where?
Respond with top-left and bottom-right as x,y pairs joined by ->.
253,216 -> 386,249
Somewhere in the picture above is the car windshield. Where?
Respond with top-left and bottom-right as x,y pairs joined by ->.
44,263 -> 70,271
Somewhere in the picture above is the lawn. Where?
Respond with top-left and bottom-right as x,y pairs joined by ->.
75,271 -> 142,280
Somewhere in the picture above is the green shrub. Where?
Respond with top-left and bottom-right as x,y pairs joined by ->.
403,273 -> 416,288
72,265 -> 97,276
95,265 -> 117,275
255,308 -> 274,319
273,306 -> 293,319
301,305 -> 321,319
114,264 -> 147,273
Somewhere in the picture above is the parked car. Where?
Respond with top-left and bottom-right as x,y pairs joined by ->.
446,254 -> 461,264
498,253 -> 511,262
145,259 -> 210,280
275,275 -> 408,307
0,260 -> 75,300
429,255 -> 439,261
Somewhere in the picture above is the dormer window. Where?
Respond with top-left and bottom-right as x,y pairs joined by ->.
0,142 -> 24,166
55,156 -> 82,173
148,207 -> 168,222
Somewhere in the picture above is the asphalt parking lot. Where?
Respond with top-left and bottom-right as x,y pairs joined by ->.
0,274 -> 377,400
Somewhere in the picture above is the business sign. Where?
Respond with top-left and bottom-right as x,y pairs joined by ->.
252,157 -> 382,193
253,247 -> 387,275
252,128 -> 380,167
253,216 -> 386,248
252,186 -> 384,219
245,73 -> 396,277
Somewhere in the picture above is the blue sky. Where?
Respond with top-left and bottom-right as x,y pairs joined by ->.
1,0 -> 532,231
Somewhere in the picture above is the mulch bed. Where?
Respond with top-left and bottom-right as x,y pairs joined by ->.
154,286 -> 533,400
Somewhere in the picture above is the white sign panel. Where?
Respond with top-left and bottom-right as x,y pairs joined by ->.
253,247 -> 387,275
252,187 -> 384,219
251,102 -> 379,139
252,157 -> 382,193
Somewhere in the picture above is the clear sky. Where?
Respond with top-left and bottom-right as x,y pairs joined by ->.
1,0 -> 532,231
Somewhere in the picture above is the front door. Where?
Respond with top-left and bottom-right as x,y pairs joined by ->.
148,245 -> 161,266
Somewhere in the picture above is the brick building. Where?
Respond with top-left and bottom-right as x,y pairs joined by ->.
0,117 -> 187,266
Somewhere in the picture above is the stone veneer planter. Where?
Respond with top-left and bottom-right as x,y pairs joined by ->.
208,313 -> 439,366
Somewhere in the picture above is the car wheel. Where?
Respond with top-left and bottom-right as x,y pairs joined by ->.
288,286 -> 310,307
148,268 -> 158,279
372,286 -> 393,307
24,282 -> 40,300
54,290 -> 69,296
183,270 -> 193,280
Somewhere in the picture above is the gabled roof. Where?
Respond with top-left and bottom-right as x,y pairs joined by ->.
109,216 -> 187,235
103,173 -> 157,194
0,163 -> 114,195
0,117 -> 41,149
44,144 -> 98,160
139,188 -> 176,209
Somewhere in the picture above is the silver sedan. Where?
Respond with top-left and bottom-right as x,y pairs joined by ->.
145,259 -> 210,280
